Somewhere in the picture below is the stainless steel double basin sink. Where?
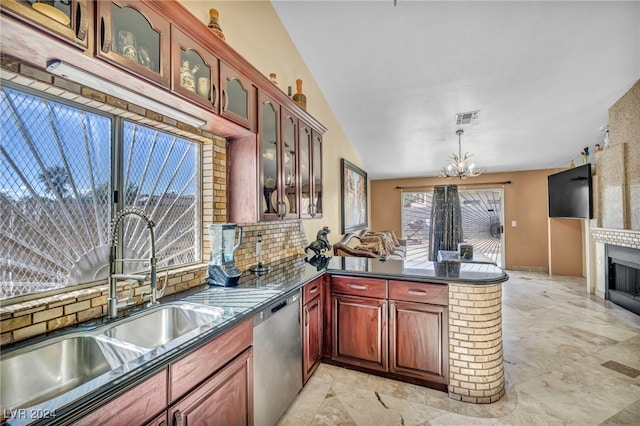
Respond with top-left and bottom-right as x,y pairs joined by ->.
1,302 -> 225,412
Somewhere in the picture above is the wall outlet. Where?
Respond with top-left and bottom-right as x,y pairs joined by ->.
511,220 -> 517,227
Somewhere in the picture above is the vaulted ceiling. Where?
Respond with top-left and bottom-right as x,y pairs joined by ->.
271,0 -> 640,179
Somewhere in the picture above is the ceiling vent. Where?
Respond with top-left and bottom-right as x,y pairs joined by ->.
455,111 -> 479,126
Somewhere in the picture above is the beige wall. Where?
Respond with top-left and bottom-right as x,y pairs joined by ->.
370,169 -> 584,274
180,0 -> 363,244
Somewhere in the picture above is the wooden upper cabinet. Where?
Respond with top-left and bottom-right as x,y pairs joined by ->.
280,106 -> 299,219
220,62 -> 256,131
299,124 -> 323,219
171,26 -> 219,112
1,0 -> 91,50
96,0 -> 170,87
312,130 -> 323,218
299,121 -> 313,219
258,91 -> 281,221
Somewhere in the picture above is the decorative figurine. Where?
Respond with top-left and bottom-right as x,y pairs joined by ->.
304,226 -> 331,257
581,146 -> 590,164
207,8 -> 225,40
595,143 -> 602,153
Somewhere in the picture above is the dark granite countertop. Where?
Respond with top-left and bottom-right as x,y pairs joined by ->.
2,255 -> 507,425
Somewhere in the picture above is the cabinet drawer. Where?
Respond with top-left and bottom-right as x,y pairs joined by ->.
169,317 -> 252,403
302,277 -> 322,304
331,276 -> 387,299
76,370 -> 167,425
389,281 -> 448,306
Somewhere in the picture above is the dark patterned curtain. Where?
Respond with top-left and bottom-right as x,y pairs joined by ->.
428,185 -> 464,260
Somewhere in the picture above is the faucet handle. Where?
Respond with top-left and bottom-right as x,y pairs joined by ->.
156,270 -> 168,299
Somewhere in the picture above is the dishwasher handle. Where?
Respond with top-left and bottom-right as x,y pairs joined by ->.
271,300 -> 287,314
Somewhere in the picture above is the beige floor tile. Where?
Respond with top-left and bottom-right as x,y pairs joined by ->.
600,399 -> 640,425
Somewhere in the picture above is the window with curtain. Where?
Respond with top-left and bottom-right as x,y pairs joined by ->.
0,85 -> 201,300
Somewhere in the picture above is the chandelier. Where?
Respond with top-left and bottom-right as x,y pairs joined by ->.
440,129 -> 485,179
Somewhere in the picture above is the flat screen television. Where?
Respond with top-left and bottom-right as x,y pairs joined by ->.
547,164 -> 593,219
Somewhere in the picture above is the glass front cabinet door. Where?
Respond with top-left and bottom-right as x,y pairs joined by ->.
220,62 -> 256,131
2,0 -> 91,50
280,107 -> 298,219
171,27 -> 219,111
259,92 -> 281,221
299,122 -> 313,219
97,0 -> 170,87
312,130 -> 323,218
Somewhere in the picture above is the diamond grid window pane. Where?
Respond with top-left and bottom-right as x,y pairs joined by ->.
1,87 -> 112,298
1,87 -> 202,300
121,121 -> 200,272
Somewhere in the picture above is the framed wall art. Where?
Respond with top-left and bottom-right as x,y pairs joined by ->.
340,159 -> 368,233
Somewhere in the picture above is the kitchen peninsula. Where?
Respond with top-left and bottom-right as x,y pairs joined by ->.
1,256 -> 507,425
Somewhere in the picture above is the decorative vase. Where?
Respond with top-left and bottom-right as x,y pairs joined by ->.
207,8 -> 225,40
292,79 -> 307,110
197,77 -> 210,98
269,73 -> 278,86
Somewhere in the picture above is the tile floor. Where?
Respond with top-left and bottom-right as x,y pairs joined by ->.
278,271 -> 640,425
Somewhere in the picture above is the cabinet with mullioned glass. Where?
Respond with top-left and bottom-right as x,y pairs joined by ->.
171,26 -> 219,112
1,0 -> 91,50
96,0 -> 170,87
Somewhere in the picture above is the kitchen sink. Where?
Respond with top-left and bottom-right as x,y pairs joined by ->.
0,335 -> 132,410
101,303 -> 225,349
0,302 -> 225,411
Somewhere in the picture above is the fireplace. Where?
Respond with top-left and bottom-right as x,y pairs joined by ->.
605,244 -> 640,316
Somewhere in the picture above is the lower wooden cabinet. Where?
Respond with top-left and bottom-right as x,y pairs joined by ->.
75,370 -> 168,426
302,293 -> 322,383
327,277 -> 449,388
389,300 -> 448,384
169,347 -> 253,426
331,293 -> 388,372
302,277 -> 323,383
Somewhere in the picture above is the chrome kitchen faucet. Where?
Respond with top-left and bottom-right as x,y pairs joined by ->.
108,207 -> 165,318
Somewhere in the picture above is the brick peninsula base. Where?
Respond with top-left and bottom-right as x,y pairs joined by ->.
447,283 -> 504,403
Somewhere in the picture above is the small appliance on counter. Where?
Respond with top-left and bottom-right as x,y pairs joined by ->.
208,223 -> 243,286
249,232 -> 271,275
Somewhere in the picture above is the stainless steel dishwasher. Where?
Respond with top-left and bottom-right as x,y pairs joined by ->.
253,290 -> 302,426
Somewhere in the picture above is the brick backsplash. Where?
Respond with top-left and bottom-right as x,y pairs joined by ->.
0,57 -> 310,346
